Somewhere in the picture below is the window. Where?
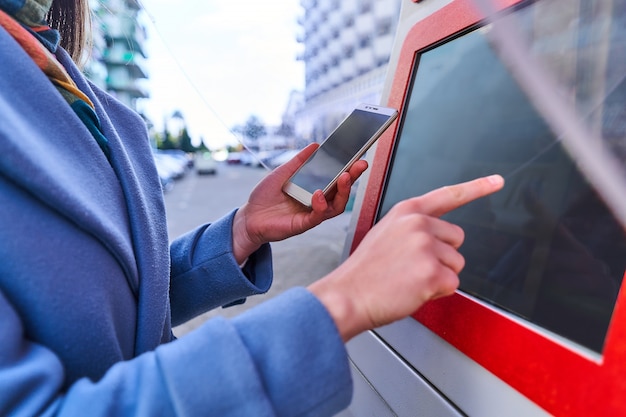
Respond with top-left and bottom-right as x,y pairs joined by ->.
358,35 -> 372,48
376,19 -> 392,36
359,0 -> 372,14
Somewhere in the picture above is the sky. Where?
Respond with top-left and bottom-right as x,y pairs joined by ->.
137,0 -> 305,149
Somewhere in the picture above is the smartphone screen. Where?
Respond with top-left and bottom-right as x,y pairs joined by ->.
284,104 -> 398,206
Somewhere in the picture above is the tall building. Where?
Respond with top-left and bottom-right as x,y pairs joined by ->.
87,0 -> 149,111
296,0 -> 401,142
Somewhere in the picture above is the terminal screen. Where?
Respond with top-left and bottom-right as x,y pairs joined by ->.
376,2 -> 626,353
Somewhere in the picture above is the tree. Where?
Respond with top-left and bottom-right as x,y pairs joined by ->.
276,122 -> 294,137
243,115 -> 266,142
196,137 -> 209,152
159,129 -> 177,150
179,128 -> 197,153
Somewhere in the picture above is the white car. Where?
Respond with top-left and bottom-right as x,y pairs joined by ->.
195,152 -> 218,175
267,149 -> 300,169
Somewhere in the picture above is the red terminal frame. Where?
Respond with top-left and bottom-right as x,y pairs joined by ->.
349,0 -> 626,415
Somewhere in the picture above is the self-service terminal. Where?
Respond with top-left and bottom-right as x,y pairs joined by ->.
343,0 -> 626,415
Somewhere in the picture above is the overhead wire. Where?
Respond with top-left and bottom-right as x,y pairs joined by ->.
123,0 -> 273,169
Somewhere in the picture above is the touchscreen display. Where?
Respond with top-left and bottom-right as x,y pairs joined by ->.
376,3 -> 626,353
290,109 -> 392,193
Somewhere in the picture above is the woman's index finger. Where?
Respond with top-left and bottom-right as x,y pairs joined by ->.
415,175 -> 505,217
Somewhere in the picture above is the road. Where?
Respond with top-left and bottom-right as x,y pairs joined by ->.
164,162 -> 354,336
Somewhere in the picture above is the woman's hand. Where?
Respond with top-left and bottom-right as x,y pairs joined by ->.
232,144 -> 368,263
308,175 -> 505,342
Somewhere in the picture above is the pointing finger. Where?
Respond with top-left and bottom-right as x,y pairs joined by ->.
409,175 -> 504,217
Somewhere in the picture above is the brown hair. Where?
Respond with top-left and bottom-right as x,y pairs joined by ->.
45,0 -> 91,64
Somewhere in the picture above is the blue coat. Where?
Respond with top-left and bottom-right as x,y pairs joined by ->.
0,26 -> 351,416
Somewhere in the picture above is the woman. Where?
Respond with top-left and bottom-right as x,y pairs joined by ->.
0,0 -> 503,415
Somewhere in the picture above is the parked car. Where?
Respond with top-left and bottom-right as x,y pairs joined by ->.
154,161 -> 175,192
266,149 -> 300,169
153,151 -> 186,180
159,149 -> 194,168
248,149 -> 286,168
226,151 -> 246,165
195,151 -> 218,175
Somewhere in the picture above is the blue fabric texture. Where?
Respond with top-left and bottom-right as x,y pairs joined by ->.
0,25 -> 352,416
0,0 -> 24,17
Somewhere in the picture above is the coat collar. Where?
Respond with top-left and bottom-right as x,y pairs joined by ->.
0,28 -> 172,353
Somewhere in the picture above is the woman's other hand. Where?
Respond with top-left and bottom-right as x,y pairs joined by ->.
232,144 -> 368,263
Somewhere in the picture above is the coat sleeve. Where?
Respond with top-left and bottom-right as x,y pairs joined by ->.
169,209 -> 273,326
0,287 -> 353,417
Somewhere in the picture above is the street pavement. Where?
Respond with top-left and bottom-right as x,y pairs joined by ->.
165,162 -> 355,336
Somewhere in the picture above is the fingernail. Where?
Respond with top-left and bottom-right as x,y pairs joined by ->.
487,174 -> 504,185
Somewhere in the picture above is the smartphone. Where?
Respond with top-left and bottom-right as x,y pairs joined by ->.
283,103 -> 398,207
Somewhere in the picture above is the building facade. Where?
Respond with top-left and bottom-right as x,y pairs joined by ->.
296,0 -> 401,143
86,0 -> 149,111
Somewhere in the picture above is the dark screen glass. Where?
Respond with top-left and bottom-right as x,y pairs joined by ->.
291,109 -> 391,192
376,3 -> 626,353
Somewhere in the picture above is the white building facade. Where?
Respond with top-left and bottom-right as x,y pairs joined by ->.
296,0 -> 401,142
87,0 -> 149,112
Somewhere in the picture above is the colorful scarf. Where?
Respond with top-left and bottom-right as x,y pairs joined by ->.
0,0 -> 111,160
